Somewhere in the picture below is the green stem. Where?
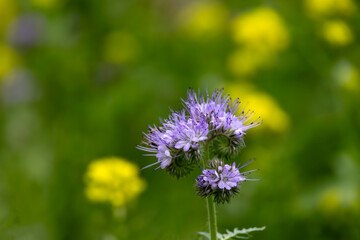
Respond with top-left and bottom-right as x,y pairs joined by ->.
202,138 -> 218,240
207,196 -> 217,240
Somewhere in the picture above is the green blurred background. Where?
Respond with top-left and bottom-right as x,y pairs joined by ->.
1,0 -> 360,239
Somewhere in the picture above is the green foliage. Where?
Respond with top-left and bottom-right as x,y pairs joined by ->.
0,0 -> 359,239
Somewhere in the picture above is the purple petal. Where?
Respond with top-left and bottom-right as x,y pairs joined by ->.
184,142 -> 191,152
160,158 -> 172,169
218,180 -> 226,189
175,140 -> 187,149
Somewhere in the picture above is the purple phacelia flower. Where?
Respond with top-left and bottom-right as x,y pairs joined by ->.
184,89 -> 261,136
137,89 -> 261,177
196,159 -> 258,204
197,162 -> 245,191
174,119 -> 209,152
156,145 -> 172,169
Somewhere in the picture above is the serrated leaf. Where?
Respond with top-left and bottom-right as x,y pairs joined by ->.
198,232 -> 210,239
198,226 -> 265,240
219,227 -> 266,240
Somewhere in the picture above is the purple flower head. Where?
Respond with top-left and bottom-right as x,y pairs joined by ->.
183,89 -> 261,137
174,118 -> 209,152
138,89 -> 261,178
184,89 -> 230,124
196,159 -> 258,204
198,162 -> 246,191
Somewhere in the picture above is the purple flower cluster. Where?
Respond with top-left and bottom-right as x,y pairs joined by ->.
196,160 -> 258,203
197,162 -> 246,191
138,89 -> 261,172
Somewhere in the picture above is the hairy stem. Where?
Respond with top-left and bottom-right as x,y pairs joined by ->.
207,196 -> 217,240
202,138 -> 217,240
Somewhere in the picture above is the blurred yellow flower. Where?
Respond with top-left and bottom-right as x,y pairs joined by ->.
103,31 -> 139,64
229,7 -> 289,76
228,83 -> 290,133
0,44 -> 19,79
30,0 -> 61,9
227,48 -> 274,76
84,157 -> 146,207
231,7 -> 289,53
177,1 -> 228,37
332,60 -> 359,92
305,0 -> 356,17
322,20 -> 353,47
0,0 -> 18,35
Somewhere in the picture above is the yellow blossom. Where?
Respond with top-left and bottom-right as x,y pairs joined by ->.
103,31 -> 139,64
227,48 -> 275,76
322,20 -> 353,47
231,7 -> 289,53
0,44 -> 19,80
305,0 -> 356,17
84,157 -> 146,207
229,7 -> 289,76
177,1 -> 228,37
228,83 -> 290,133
